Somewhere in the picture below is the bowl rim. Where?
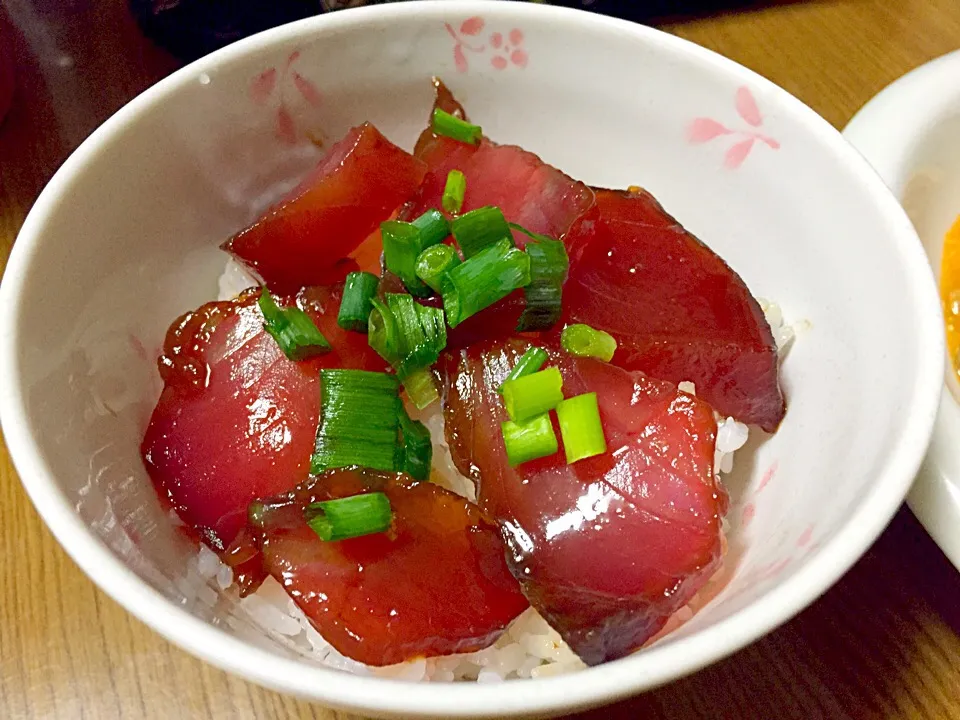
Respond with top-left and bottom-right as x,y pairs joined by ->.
845,48 -> 960,399
844,49 -> 960,574
0,2 -> 944,716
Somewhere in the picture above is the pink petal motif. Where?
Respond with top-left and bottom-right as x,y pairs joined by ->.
286,50 -> 301,68
724,137 -> 756,169
758,460 -> 778,491
490,32 -> 503,49
460,16 -> 485,36
741,503 -> 756,528
509,28 -> 524,46
454,44 -> 468,73
758,557 -> 791,581
293,71 -> 322,107
510,49 -> 528,68
797,526 -> 814,548
491,55 -> 508,71
735,86 -> 763,127
687,117 -> 731,143
249,68 -> 277,106
128,333 -> 148,362
758,135 -> 781,150
275,105 -> 297,145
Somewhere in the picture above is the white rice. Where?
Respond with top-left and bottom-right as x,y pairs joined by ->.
193,263 -> 792,681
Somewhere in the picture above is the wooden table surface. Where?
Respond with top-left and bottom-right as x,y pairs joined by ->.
3,1 -> 960,718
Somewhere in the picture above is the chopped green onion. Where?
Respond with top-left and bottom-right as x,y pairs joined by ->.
432,108 -> 482,145
258,288 -> 331,361
515,233 -> 569,332
442,170 -> 467,215
498,346 -> 548,394
502,414 -> 559,467
305,493 -> 393,542
416,244 -> 462,292
501,367 -> 564,423
368,297 -> 402,365
451,207 -> 512,258
525,236 -> 569,285
368,294 -> 447,409
556,393 -> 607,463
312,370 -> 401,474
517,284 -> 563,332
411,209 -> 450,249
401,367 -> 439,410
441,238 -> 531,328
398,405 -> 433,481
508,222 -> 555,245
561,324 -> 618,362
337,271 -> 380,333
382,220 -> 432,297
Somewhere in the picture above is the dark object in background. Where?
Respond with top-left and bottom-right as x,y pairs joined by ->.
130,0 -> 766,63
0,27 -> 13,125
129,0 -> 323,62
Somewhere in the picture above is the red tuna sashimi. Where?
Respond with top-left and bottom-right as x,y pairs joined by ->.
413,77 -> 474,166
442,339 -> 724,664
406,139 -> 595,247
563,187 -> 785,431
141,285 -> 385,554
253,469 -> 529,666
223,123 -> 427,291
405,80 -> 595,247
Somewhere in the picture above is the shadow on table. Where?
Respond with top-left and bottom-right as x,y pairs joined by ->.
573,507 -> 960,720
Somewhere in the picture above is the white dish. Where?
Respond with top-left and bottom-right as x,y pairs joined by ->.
0,2 -> 943,717
845,50 -> 960,573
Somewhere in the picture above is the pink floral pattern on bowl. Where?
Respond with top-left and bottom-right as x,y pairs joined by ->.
738,459 -> 817,582
445,17 -> 529,73
248,51 -> 323,144
688,87 -> 780,169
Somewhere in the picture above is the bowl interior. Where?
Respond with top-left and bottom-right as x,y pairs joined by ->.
0,3 -> 941,716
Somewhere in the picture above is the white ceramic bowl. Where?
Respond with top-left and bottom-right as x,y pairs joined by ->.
0,3 -> 944,717
845,50 -> 960,573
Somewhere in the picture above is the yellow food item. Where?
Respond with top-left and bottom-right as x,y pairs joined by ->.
941,215 -> 960,380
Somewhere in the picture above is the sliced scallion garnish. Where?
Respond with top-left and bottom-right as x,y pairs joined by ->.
441,238 -> 531,328
442,169 -> 467,215
507,222 -> 555,244
498,346 -> 548,394
451,206 -> 512,258
337,271 -> 380,333
368,294 -> 447,409
400,367 -> 439,411
311,370 -> 401,474
556,392 -> 607,463
516,235 -> 569,331
411,209 -> 450,249
368,297 -> 402,365
382,220 -> 432,297
416,244 -> 462,293
560,324 -> 618,362
258,287 -> 331,361
501,367 -> 564,423
502,413 -> 558,467
432,108 -> 482,145
305,492 -> 393,542
398,405 -> 433,481
518,284 -> 563,332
